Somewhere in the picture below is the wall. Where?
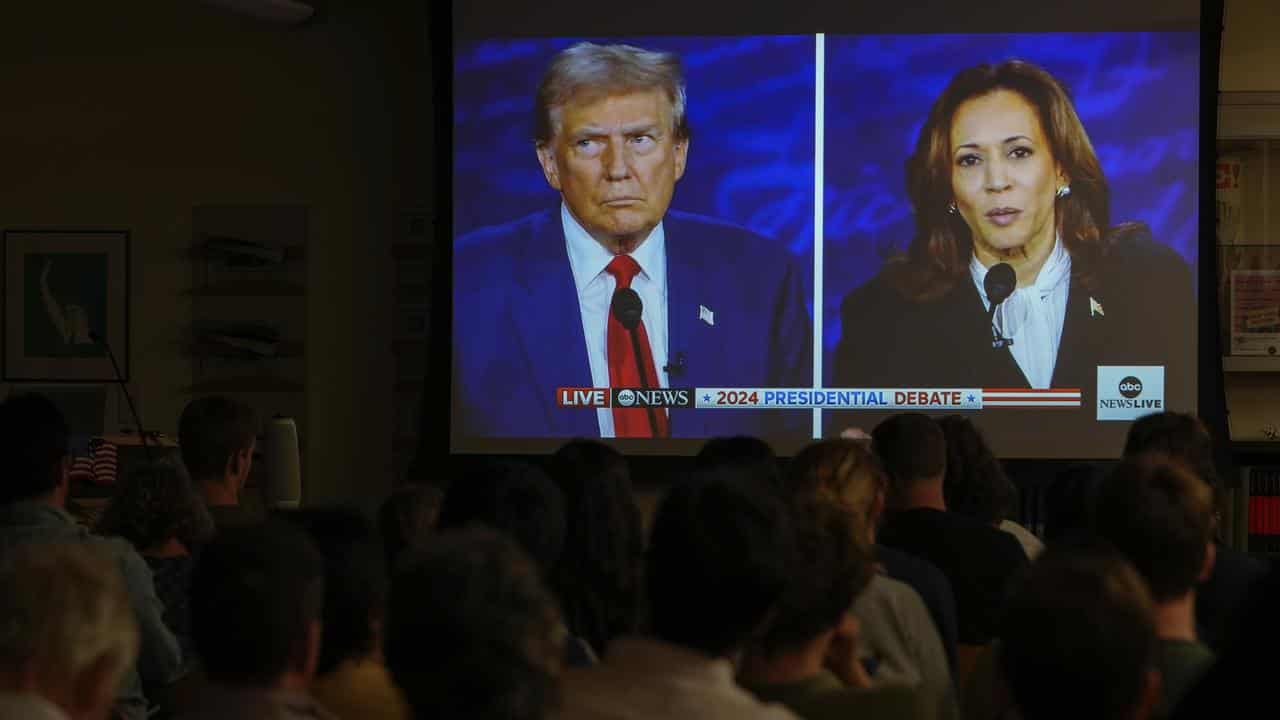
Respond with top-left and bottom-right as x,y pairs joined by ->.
0,1 -> 428,506
1221,0 -> 1280,92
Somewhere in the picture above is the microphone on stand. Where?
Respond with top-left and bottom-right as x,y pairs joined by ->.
984,263 -> 1016,350
89,331 -> 153,464
610,288 -> 661,436
663,352 -> 687,378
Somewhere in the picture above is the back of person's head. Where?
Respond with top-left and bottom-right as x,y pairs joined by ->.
275,506 -> 386,676
0,542 -> 139,720
1123,412 -> 1222,520
177,395 -> 257,483
785,439 -> 887,530
1043,463 -> 1105,544
871,413 -> 946,495
96,458 -> 214,554
1094,454 -> 1215,603
547,440 -> 642,655
646,468 -> 795,657
436,461 -> 566,577
695,435 -> 781,487
377,483 -> 442,571
938,415 -> 1015,524
756,493 -> 875,657
1000,544 -> 1158,720
190,521 -> 325,687
385,527 -> 564,720
0,393 -> 69,505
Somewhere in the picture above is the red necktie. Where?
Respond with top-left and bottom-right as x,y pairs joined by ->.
606,255 -> 669,438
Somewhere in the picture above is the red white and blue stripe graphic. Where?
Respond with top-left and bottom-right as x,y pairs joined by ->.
980,388 -> 1082,408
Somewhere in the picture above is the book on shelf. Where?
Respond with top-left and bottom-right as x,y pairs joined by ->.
204,235 -> 286,268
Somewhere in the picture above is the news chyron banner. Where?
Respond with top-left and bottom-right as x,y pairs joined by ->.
556,387 -> 1083,411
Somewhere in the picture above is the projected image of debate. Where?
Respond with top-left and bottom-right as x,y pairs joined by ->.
453,37 -> 815,441
449,31 -> 1200,453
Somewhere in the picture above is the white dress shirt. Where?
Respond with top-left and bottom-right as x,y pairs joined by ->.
557,636 -> 800,720
562,203 -> 668,437
969,236 -> 1071,389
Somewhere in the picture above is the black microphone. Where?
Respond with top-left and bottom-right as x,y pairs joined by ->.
984,263 -> 1016,350
663,352 -> 687,378
610,288 -> 660,435
89,330 -> 153,463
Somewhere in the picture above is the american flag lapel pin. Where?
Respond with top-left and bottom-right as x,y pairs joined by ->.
1090,297 -> 1105,318
699,304 -> 715,326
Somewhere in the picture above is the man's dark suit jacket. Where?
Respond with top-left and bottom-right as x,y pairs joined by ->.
453,208 -> 812,439
833,227 -> 1194,411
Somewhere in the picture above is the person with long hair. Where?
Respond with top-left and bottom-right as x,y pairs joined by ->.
834,60 -> 1192,398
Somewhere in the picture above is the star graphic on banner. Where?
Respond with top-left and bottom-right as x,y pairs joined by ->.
702,393 -> 712,403
967,393 -> 976,403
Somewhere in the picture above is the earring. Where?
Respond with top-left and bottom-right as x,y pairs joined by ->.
947,201 -> 958,215
1056,184 -> 1071,199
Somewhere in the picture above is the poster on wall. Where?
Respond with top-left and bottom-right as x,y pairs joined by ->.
3,230 -> 129,381
1230,270 -> 1280,356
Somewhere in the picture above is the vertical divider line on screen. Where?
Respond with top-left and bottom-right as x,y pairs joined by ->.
812,32 -> 826,439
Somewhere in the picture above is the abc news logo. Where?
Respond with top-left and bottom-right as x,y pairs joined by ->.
557,387 -> 694,409
1099,375 -> 1162,410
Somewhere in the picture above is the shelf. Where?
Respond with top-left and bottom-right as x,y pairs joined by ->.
391,243 -> 431,260
189,284 -> 306,298
190,340 -> 305,359
187,377 -> 305,393
1224,356 -> 1280,372
392,338 -> 428,354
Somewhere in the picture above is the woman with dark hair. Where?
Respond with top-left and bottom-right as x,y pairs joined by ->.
546,440 -> 644,661
938,415 -> 1042,559
97,458 -> 214,684
834,60 -> 1192,399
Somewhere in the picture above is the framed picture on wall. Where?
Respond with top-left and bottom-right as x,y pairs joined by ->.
3,230 -> 129,381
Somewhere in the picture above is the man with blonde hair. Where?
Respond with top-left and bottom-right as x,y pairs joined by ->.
455,41 -> 810,439
0,542 -> 140,720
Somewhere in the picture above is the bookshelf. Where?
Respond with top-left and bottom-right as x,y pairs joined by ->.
189,205 -> 309,487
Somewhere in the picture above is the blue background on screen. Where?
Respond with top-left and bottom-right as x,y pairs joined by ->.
822,32 -> 1200,381
453,35 -> 817,291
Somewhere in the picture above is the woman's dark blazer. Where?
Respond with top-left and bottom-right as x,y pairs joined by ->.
833,225 -> 1195,414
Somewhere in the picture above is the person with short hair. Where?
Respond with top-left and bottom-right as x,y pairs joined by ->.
179,521 -> 334,720
739,480 -> 933,720
547,440 -> 643,660
377,483 -> 442,571
384,528 -> 565,720
558,469 -> 800,720
0,542 -> 140,720
872,414 -> 1027,648
999,545 -> 1160,720
0,393 -> 181,720
779,439 -> 957,718
278,507 -> 409,720
454,41 -> 811,439
177,396 -> 260,530
1123,411 -> 1266,651
695,436 -> 783,487
1095,454 -> 1218,716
